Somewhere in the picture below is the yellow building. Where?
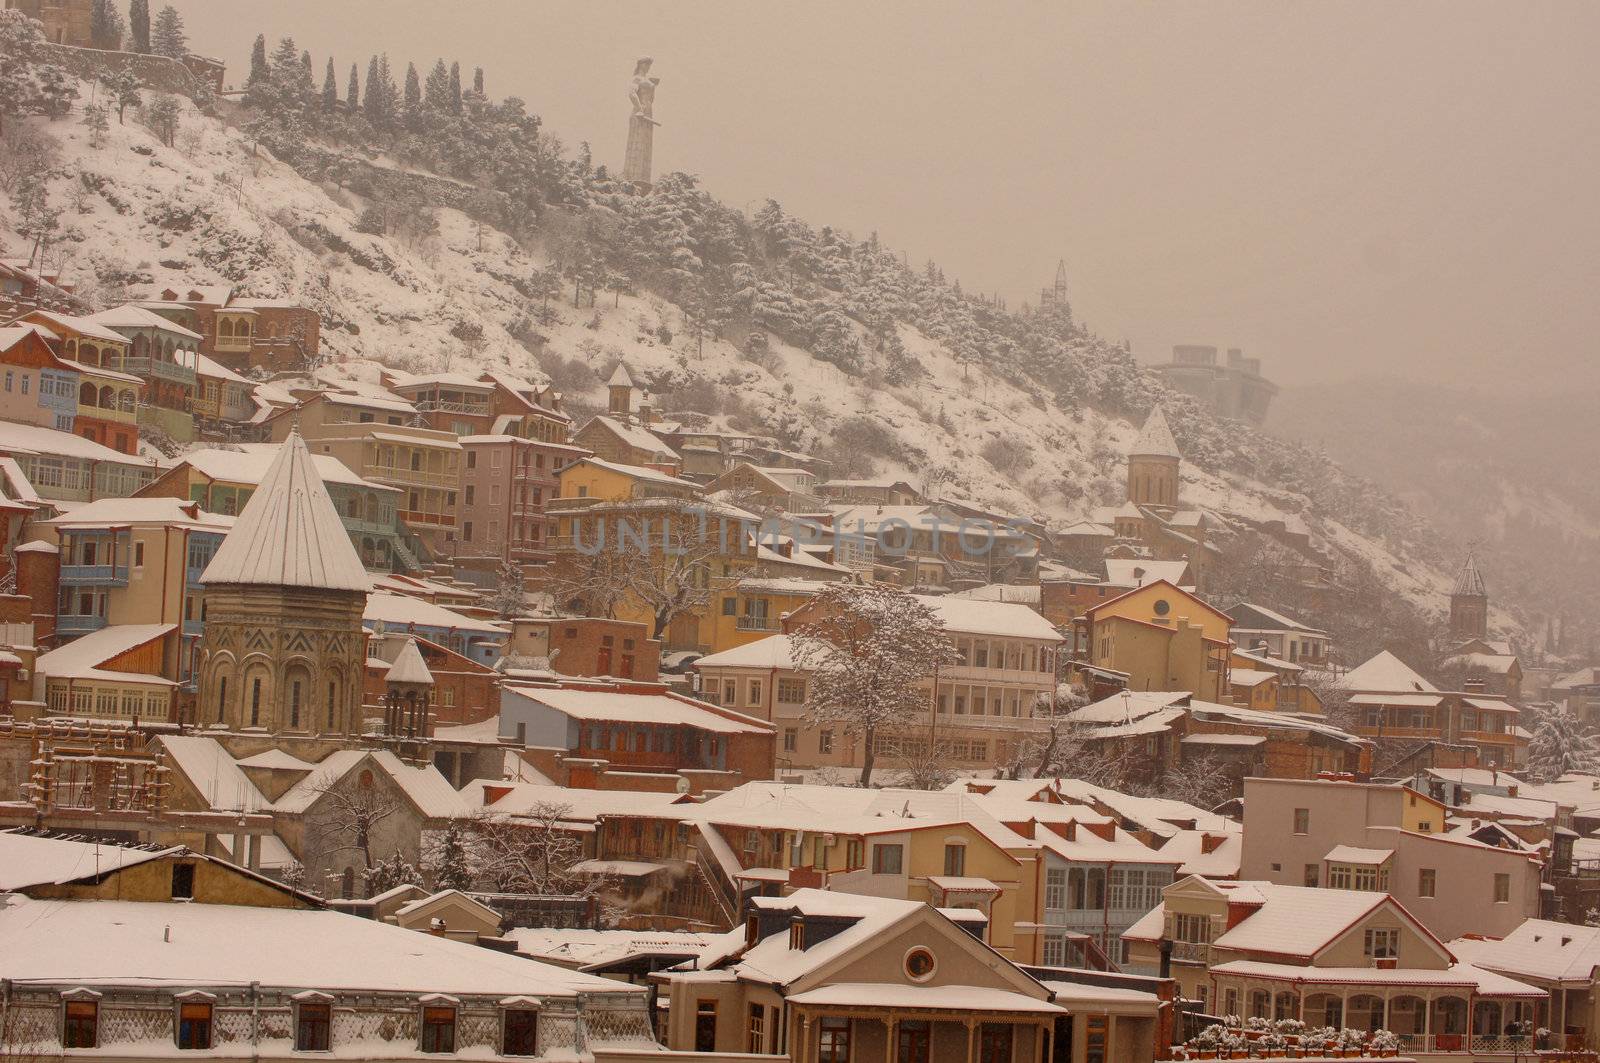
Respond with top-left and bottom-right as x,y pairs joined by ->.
706,576 -> 830,654
1071,579 -> 1232,700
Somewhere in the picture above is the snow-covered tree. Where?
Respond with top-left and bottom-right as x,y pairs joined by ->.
487,559 -> 527,619
321,57 -> 337,112
0,10 -> 45,139
309,773 -> 399,876
101,68 -> 141,124
1587,907 -> 1600,928
280,860 -> 307,892
142,93 -> 179,147
791,582 -> 960,787
402,61 -> 422,127
426,821 -> 475,892
1527,706 -> 1600,783
247,33 -> 267,84
345,61 -> 359,111
149,5 -> 185,60
81,101 -> 110,146
34,64 -> 77,119
128,0 -> 150,52
468,803 -> 609,901
90,0 -> 123,50
362,850 -> 422,897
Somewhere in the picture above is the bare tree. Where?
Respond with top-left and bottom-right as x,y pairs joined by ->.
892,737 -> 959,791
468,802 -> 615,903
792,582 -> 960,787
309,773 -> 401,877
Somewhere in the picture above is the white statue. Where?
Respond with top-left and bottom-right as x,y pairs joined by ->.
623,56 -> 660,188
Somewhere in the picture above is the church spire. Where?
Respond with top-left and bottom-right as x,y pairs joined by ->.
1131,405 -> 1181,459
200,430 -> 371,593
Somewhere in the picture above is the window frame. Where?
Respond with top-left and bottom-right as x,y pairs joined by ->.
419,1003 -> 458,1054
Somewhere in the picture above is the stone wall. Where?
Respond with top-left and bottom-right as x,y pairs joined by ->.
40,41 -> 206,99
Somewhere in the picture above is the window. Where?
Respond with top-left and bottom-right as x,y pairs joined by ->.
1042,933 -> 1066,966
421,1006 -> 456,1053
250,677 -> 261,727
819,729 -> 834,754
872,844 -> 903,875
63,999 -> 98,1048
1304,863 -> 1320,887
296,1001 -> 331,1051
171,863 -> 195,899
134,540 -> 145,567
783,728 -> 797,752
694,1001 -> 718,1054
1493,873 -> 1510,903
722,597 -> 736,616
748,679 -> 763,706
177,1001 -> 213,1050
1292,808 -> 1309,834
747,1003 -> 765,1052
1363,928 -> 1399,960
818,1017 -> 851,1063
502,1009 -> 538,1056
1171,913 -> 1211,944
290,680 -> 302,728
845,839 -> 863,868
1418,868 -> 1436,897
778,677 -> 807,703
1043,870 -> 1068,909
943,843 -> 966,877
904,947 -> 936,981
722,679 -> 737,705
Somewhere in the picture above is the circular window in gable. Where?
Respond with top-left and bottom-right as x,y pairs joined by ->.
904,947 -> 937,982
1153,599 -> 1171,617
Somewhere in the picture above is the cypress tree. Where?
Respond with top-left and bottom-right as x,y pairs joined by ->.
128,0 -> 150,52
321,57 -> 337,112
248,34 -> 267,84
448,61 -> 462,113
346,62 -> 359,112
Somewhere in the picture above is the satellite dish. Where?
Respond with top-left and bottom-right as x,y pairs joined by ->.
674,776 -> 691,795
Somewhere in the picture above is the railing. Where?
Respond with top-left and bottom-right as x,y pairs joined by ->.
736,616 -> 778,631
398,509 -> 456,529
1468,1034 -> 1535,1054
57,614 -> 108,634
122,356 -> 197,385
1170,940 -> 1210,964
366,464 -> 457,488
414,399 -> 490,416
212,336 -> 252,353
77,402 -> 139,424
59,563 -> 127,587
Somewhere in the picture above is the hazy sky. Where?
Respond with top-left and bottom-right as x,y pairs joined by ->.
183,1 -> 1600,391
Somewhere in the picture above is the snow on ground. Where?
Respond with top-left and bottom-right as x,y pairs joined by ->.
1,86 -> 1465,619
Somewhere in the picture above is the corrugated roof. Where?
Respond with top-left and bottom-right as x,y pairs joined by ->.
200,430 -> 371,593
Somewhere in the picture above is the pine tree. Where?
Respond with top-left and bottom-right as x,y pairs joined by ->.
35,64 -> 78,119
150,5 -> 186,60
1528,706 -> 1600,783
361,851 -> 421,898
424,59 -> 450,106
346,62 -> 359,111
248,34 -> 267,84
472,66 -> 484,96
281,860 -> 307,892
321,57 -> 337,112
128,0 -> 150,52
426,822 -> 475,892
82,101 -> 110,145
376,54 -> 396,123
403,62 -> 422,125
362,55 -> 382,123
102,68 -> 141,123
448,61 -> 462,113
0,11 -> 44,140
90,0 -> 124,50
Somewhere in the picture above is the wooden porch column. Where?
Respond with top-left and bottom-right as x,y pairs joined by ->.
965,1018 -> 976,1063
1422,991 -> 1432,1045
885,1018 -> 897,1063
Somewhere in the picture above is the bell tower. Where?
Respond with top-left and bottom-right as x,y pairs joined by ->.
607,363 -> 635,419
1127,406 -> 1182,513
1449,554 -> 1489,642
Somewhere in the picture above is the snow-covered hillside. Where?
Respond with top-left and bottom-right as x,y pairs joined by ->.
0,82 -> 1491,648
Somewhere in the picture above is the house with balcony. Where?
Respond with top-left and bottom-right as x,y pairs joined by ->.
455,433 -> 590,571
191,353 -> 256,433
1068,579 -> 1234,702
1337,650 -> 1527,769
41,497 -> 232,690
385,370 -> 497,435
87,305 -> 202,444
146,286 -> 323,373
0,323 -> 80,437
33,621 -> 183,721
705,577 -> 831,654
1225,601 -> 1333,666
1239,776 -> 1545,943
0,420 -> 164,503
1125,876 -> 1546,1056
13,309 -> 146,453
136,443 -> 420,572
1451,918 -> 1600,1052
275,399 -> 463,556
495,677 -> 775,791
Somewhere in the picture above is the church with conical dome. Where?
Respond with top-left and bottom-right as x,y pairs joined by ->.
196,429 -> 372,740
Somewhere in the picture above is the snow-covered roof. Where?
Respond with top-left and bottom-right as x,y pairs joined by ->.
365,591 -> 506,636
1449,919 -> 1600,985
0,832 -> 171,891
694,783 -> 1033,850
947,583 -> 1042,605
503,685 -> 771,735
201,431 -> 371,594
695,634 -> 798,670
1324,845 -> 1394,864
607,364 -> 635,388
386,637 -> 435,685
1208,959 -> 1541,997
788,983 -> 1062,1014
510,927 -> 721,969
1130,406 -> 1180,458
179,444 -> 391,492
87,304 -> 204,340
0,897 -> 636,998
1453,555 -> 1487,597
19,309 -> 131,344
44,497 -> 231,532
156,735 -> 269,813
472,780 -> 693,822
34,623 -> 176,683
1337,650 -> 1438,693
1441,651 -> 1518,674
1209,882 -> 1412,958
194,353 -> 253,385
0,420 -> 163,466
1102,558 -> 1191,588
1228,601 -> 1324,633
273,750 -> 469,819
585,416 -> 678,460
1181,733 -> 1267,747
318,390 -> 418,414
1229,668 -> 1277,688
913,593 -> 1062,640
235,748 -> 315,771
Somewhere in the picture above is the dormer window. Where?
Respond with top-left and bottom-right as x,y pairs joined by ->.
789,920 -> 806,950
